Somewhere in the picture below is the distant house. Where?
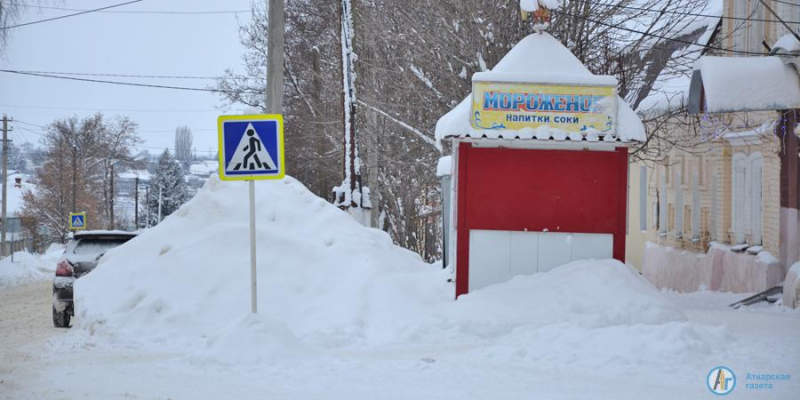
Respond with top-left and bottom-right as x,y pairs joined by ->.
627,1 -> 800,294
189,161 -> 219,179
2,171 -> 37,254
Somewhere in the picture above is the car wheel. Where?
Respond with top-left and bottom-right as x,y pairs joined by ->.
53,306 -> 70,328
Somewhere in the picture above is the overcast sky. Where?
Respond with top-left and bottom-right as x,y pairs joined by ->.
1,0 -> 255,158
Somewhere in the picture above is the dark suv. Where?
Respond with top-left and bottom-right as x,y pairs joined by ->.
53,231 -> 137,328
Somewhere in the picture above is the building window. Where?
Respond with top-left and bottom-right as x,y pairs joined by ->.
674,169 -> 683,238
692,168 -> 700,240
640,165 -> 647,231
751,153 -> 763,245
731,152 -> 763,245
659,168 -> 668,235
711,166 -> 718,241
732,152 -> 748,244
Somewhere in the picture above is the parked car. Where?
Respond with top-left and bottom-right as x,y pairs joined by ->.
53,231 -> 137,328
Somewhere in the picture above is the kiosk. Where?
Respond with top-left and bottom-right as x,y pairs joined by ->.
436,32 -> 646,297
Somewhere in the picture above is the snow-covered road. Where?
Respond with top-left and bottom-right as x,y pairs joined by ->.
1,279 -> 798,400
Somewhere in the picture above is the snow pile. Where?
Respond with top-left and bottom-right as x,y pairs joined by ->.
0,246 -> 63,288
192,314 -> 315,366
783,262 -> 800,309
433,260 -> 731,371
446,260 -> 685,332
74,176 -> 450,352
72,176 -> 730,370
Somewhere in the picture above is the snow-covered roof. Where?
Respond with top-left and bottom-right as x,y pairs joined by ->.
5,172 -> 35,216
690,56 -> 800,114
190,161 -> 219,176
118,170 -> 151,181
435,32 -> 645,144
772,34 -> 800,55
634,4 -> 722,115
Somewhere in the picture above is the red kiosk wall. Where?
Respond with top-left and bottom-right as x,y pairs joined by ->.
455,142 -> 629,297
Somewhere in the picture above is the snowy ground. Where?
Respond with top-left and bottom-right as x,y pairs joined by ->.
1,277 -> 798,399
0,245 -> 63,288
1,178 -> 798,399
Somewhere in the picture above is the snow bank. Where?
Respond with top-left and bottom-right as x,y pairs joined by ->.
73,176 -> 729,370
435,260 -> 731,371
0,246 -> 63,288
74,176 -> 450,352
643,242 -> 785,293
444,260 -> 686,334
783,262 -> 800,309
192,314 -> 315,365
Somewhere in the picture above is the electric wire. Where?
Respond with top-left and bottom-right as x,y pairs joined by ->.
0,69 -> 260,94
17,3 -> 249,15
2,0 -> 143,30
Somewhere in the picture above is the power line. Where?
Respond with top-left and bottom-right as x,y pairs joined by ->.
18,3 -> 249,15
0,69 -> 258,94
7,70 -> 227,80
595,1 -> 800,25
2,0 -> 143,30
772,0 -> 800,8
0,104 -> 217,113
15,121 -> 216,134
12,120 -> 44,128
554,9 -> 787,57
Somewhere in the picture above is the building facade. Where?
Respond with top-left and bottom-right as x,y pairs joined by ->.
627,1 -> 799,293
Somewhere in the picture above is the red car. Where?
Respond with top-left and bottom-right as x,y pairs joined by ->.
53,231 -> 137,328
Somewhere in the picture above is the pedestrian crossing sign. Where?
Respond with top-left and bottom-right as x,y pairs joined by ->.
217,114 -> 285,181
69,212 -> 86,230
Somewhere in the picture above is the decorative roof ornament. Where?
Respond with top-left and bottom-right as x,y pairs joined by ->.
520,0 -> 561,32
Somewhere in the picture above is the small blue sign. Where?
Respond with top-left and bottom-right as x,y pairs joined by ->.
217,115 -> 285,181
69,212 -> 86,230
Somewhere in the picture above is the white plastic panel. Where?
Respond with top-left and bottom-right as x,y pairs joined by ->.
537,232 -> 572,273
509,231 -> 538,277
468,230 -> 510,292
468,230 -> 615,292
570,233 -> 613,261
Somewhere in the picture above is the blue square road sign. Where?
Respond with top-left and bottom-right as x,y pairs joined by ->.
69,212 -> 86,230
218,115 -> 285,181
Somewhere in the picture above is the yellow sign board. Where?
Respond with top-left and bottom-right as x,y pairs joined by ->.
470,81 -> 616,135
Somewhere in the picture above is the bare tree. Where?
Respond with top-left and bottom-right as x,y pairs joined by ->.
174,126 -> 193,166
216,0 -> 722,261
20,114 -> 140,241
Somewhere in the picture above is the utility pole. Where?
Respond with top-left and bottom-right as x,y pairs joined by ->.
134,176 -> 139,229
71,149 -> 77,213
109,163 -> 115,230
145,185 -> 150,228
1,115 -> 10,258
266,0 -> 285,115
157,186 -> 162,223
334,0 -> 370,224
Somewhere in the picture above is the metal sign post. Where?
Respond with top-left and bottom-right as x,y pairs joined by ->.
218,114 -> 285,314
249,179 -> 257,313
